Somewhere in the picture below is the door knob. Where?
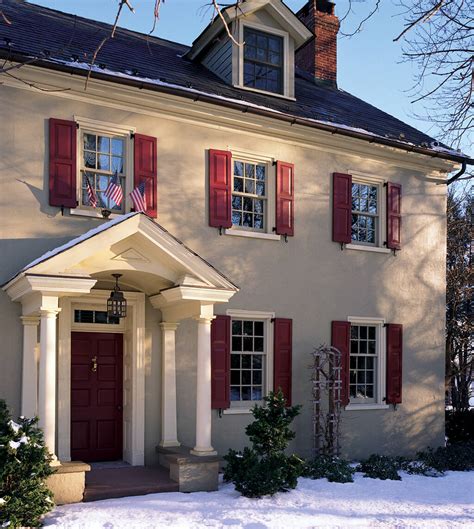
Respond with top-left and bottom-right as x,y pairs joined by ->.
91,356 -> 98,373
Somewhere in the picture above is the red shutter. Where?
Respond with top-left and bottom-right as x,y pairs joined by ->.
49,118 -> 77,208
209,149 -> 232,229
331,321 -> 351,407
274,318 -> 293,405
387,183 -> 402,250
332,173 -> 352,244
386,324 -> 403,404
275,161 -> 294,237
211,315 -> 230,409
134,134 -> 157,218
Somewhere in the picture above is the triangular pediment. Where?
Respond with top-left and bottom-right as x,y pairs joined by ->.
4,213 -> 238,296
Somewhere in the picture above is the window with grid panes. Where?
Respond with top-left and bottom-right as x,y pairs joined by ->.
81,131 -> 126,212
351,182 -> 379,245
350,324 -> 378,403
232,160 -> 267,231
230,319 -> 265,402
243,27 -> 283,94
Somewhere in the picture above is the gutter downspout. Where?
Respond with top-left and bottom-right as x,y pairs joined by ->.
445,161 -> 468,185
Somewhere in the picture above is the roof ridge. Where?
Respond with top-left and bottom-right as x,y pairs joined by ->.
19,0 -> 190,51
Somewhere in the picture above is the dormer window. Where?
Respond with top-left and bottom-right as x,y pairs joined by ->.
243,28 -> 283,95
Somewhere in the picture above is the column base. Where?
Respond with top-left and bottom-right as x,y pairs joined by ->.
190,447 -> 217,457
159,440 -> 181,448
50,454 -> 61,467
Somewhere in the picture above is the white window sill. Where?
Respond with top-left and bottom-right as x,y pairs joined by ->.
224,229 -> 281,241
233,84 -> 296,101
346,244 -> 391,254
222,408 -> 253,415
345,403 -> 390,411
70,208 -> 125,220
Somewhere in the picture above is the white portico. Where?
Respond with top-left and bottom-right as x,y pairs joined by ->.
3,213 -> 237,466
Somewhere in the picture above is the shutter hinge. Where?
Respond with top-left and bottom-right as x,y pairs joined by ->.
340,242 -> 345,251
383,182 -> 388,187
283,233 -> 288,243
383,323 -> 388,327
130,132 -> 135,139
272,226 -> 277,232
218,408 -> 223,418
75,122 -> 80,129
272,160 -> 277,166
60,204 -> 64,216
218,226 -> 224,236
271,318 -> 276,323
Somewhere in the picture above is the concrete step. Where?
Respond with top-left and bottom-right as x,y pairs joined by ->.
83,464 -> 179,502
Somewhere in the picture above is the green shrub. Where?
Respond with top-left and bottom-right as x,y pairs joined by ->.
395,457 -> 441,477
0,400 -> 55,528
357,454 -> 401,480
446,410 -> 474,444
223,390 -> 303,498
304,454 -> 355,483
417,441 -> 474,472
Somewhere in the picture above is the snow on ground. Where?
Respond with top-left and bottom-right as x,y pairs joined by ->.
44,472 -> 474,529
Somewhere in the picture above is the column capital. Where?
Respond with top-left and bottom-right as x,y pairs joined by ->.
194,316 -> 215,325
21,315 -> 40,326
159,322 -> 179,331
40,308 -> 61,318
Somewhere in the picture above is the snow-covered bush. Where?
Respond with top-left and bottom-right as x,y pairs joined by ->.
303,454 -> 355,483
0,400 -> 54,528
223,390 -> 303,498
357,454 -> 401,480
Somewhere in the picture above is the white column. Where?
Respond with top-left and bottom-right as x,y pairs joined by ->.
21,316 -> 40,418
159,322 -> 180,448
191,317 -> 217,456
38,307 -> 60,463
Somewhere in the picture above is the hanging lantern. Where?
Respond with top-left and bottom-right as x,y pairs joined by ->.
107,274 -> 127,319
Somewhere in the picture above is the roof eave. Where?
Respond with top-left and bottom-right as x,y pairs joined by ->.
3,52 -> 471,168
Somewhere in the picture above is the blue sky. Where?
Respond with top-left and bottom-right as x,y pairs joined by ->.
31,0 -> 467,154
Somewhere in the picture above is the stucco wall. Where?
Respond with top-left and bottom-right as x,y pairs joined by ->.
0,76 -> 447,461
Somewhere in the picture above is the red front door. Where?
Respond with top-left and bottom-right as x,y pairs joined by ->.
71,332 -> 123,462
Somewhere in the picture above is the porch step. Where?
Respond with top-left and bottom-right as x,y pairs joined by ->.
156,445 -> 221,492
83,464 -> 179,502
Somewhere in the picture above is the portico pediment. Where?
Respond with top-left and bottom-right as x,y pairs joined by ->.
3,213 -> 238,302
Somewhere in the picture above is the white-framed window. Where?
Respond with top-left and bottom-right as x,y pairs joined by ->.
226,150 -> 279,240
243,27 -> 284,95
348,174 -> 387,250
72,117 -> 135,219
225,309 -> 274,412
232,159 -> 267,231
347,317 -> 388,409
236,20 -> 292,99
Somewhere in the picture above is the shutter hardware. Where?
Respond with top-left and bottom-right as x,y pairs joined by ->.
218,226 -> 224,236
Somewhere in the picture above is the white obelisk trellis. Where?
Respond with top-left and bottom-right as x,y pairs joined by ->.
310,344 -> 343,457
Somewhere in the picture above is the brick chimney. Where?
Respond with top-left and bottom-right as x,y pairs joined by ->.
295,0 -> 340,85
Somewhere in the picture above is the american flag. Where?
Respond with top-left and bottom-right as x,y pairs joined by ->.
86,175 -> 98,208
104,171 -> 123,207
130,181 -> 146,212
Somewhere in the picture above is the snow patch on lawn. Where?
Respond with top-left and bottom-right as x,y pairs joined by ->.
44,472 -> 474,529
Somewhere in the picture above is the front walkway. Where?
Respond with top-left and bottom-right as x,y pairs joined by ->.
45,471 -> 474,528
84,463 -> 178,502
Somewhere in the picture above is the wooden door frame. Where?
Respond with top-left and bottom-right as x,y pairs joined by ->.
58,291 -> 146,465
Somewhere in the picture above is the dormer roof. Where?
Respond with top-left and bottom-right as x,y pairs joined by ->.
186,0 -> 313,61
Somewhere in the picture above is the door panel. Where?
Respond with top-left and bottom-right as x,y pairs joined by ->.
71,332 -> 123,462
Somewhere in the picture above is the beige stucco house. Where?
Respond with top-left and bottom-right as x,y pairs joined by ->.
0,0 -> 470,502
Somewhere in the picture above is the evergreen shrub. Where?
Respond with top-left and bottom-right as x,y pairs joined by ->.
223,390 -> 303,498
0,400 -> 54,528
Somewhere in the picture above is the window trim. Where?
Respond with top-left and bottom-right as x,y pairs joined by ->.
346,316 -> 389,410
223,309 -> 275,413
227,150 -> 279,239
71,116 -> 135,219
236,20 -> 292,100
349,172 -> 387,250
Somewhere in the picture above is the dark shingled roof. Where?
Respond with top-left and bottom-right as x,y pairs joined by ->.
0,0 -> 467,162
